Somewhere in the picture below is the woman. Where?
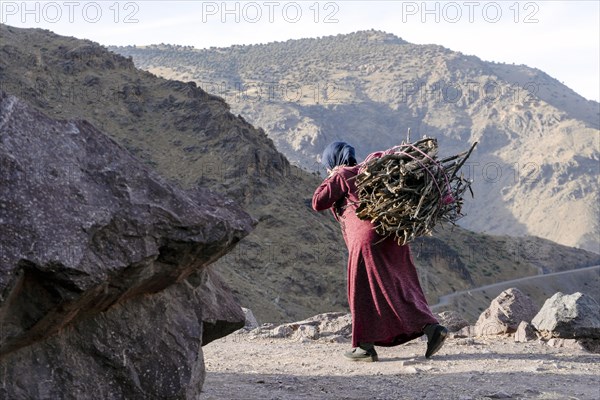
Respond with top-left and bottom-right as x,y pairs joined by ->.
312,141 -> 447,362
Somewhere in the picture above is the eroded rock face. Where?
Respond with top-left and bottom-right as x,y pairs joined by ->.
0,91 -> 254,398
475,288 -> 537,336
532,292 -> 600,339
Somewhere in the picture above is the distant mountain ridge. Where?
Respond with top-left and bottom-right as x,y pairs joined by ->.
111,29 -> 600,253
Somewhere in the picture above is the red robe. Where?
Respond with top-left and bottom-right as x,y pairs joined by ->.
312,165 -> 438,347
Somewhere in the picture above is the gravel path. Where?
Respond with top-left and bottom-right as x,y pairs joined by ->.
201,334 -> 600,399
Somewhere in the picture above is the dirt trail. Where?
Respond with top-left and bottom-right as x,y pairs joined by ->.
201,334 -> 600,399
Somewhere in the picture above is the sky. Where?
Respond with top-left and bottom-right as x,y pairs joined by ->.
1,1 -> 599,102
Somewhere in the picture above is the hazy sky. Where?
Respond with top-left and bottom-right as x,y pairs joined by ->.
2,1 -> 599,101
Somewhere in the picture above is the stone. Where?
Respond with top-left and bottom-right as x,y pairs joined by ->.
546,338 -> 586,350
544,337 -> 600,353
270,325 -> 294,338
484,391 -> 513,399
453,325 -> 476,338
402,366 -> 419,374
436,310 -> 469,332
475,288 -> 537,336
514,321 -> 538,343
532,292 -> 600,339
0,91 -> 255,398
292,325 -> 319,341
293,324 -> 319,340
241,307 -> 260,330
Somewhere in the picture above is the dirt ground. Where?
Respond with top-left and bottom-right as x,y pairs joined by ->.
200,334 -> 600,400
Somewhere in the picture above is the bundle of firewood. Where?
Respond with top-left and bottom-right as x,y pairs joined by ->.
354,137 -> 477,245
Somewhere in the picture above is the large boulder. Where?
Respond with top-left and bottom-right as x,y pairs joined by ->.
475,288 -> 538,336
0,91 -> 254,398
532,292 -> 600,339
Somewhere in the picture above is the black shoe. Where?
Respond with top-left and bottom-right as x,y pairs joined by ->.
344,346 -> 379,362
424,324 -> 448,359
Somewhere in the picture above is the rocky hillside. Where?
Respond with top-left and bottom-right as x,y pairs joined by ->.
111,30 -> 600,253
2,25 -> 598,325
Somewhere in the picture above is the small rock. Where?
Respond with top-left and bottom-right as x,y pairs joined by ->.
514,321 -> 538,343
453,325 -> 475,338
293,324 -> 318,340
241,307 -> 259,330
270,325 -> 294,338
546,338 -> 586,351
485,391 -> 513,399
401,366 -> 418,374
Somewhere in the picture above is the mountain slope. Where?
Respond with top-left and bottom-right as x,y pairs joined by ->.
111,30 -> 600,253
2,25 -> 598,324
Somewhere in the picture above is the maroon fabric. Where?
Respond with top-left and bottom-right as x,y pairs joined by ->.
312,165 -> 438,348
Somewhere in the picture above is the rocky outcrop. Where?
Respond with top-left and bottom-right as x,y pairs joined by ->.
475,288 -> 537,336
0,91 -> 254,398
246,312 -> 352,343
532,292 -> 600,339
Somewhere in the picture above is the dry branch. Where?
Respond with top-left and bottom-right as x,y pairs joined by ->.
353,137 -> 477,245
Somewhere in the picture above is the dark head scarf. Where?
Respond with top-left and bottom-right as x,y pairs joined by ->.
322,141 -> 357,170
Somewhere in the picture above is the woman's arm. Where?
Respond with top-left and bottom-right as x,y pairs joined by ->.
312,171 -> 348,211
